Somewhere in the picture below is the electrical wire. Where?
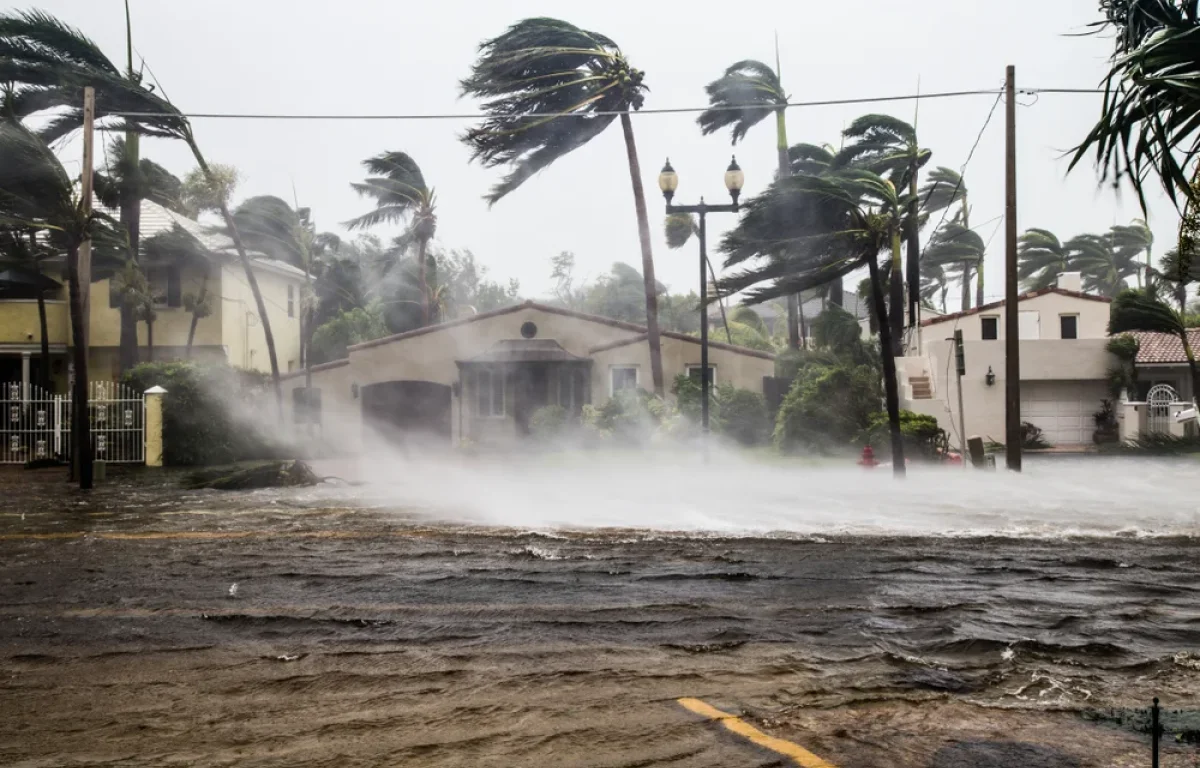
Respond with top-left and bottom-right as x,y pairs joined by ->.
108,86 -> 1102,121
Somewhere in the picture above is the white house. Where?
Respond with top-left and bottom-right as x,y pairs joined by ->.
896,273 -> 1115,448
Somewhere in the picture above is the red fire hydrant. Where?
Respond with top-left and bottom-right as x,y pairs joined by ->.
858,445 -> 879,469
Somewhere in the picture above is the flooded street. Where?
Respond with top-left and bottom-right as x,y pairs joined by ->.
2,458 -> 1200,766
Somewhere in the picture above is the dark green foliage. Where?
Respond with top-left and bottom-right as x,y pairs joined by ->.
1106,334 -> 1141,398
697,59 -> 786,144
184,460 -> 320,490
310,305 -> 388,364
530,405 -> 571,440
1120,432 -> 1200,454
716,385 -> 770,446
344,151 -> 432,231
774,359 -> 882,453
1022,422 -> 1052,450
860,410 -> 948,460
123,362 -> 282,466
589,390 -> 668,444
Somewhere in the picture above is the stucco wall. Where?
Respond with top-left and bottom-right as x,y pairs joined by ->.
922,291 -> 1110,344
0,300 -> 69,346
220,263 -> 303,374
90,264 -> 222,350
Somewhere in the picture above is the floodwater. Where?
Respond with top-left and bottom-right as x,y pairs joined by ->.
1,454 -> 1199,766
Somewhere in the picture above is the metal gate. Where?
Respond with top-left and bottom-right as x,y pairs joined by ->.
0,382 -> 144,464
1147,383 -> 1179,436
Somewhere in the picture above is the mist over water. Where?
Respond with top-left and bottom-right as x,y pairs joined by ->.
310,451 -> 1200,538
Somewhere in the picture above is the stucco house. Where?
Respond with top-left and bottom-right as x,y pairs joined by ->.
282,301 -> 775,450
897,273 -> 1116,448
1124,329 -> 1199,404
0,200 -> 305,390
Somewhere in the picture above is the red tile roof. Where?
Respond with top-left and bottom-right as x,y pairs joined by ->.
920,288 -> 1111,327
1127,330 -> 1200,365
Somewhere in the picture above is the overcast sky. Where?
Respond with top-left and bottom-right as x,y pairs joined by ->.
33,0 -> 1179,308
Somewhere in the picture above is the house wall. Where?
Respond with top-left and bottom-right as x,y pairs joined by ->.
922,291 -> 1110,343
0,299 -> 70,347
588,337 -> 774,399
220,263 -> 303,374
89,264 -> 222,351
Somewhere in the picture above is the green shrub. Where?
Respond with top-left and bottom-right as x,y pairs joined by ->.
123,362 -> 283,466
587,389 -> 674,444
530,405 -> 571,440
716,384 -> 770,446
860,410 -> 948,460
774,360 -> 882,453
310,304 -> 388,365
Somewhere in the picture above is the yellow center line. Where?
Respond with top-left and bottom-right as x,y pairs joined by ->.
677,697 -> 837,768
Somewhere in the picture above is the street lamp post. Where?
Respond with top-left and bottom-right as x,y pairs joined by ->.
658,156 -> 745,436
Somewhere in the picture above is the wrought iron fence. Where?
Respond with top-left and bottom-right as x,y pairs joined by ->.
0,381 -> 144,464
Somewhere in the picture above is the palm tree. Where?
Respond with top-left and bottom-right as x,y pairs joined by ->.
1069,232 -> 1141,296
344,152 -> 436,325
0,119 -> 121,488
1155,248 -> 1198,312
460,18 -> 666,394
836,114 -> 931,349
924,221 -> 985,311
0,227 -> 54,387
1110,289 -> 1198,404
0,8 -> 285,416
1108,219 -> 1154,287
918,167 -> 980,305
1071,1 -> 1200,211
1018,228 -> 1071,291
664,213 -> 732,344
919,253 -> 950,313
717,169 -> 913,476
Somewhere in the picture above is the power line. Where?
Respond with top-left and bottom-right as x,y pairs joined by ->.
109,86 -> 1102,121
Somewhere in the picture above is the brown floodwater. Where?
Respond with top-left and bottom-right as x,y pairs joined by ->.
1,463 -> 1199,767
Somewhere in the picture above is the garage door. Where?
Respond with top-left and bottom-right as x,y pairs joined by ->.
1020,381 -> 1107,446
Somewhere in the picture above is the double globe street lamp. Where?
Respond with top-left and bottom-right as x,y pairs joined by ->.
658,156 -> 745,436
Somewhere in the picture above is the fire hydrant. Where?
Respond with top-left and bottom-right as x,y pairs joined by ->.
858,445 -> 879,469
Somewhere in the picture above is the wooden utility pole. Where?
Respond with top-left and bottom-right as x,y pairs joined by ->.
80,87 -> 94,337
71,86 -> 96,489
1004,66 -> 1021,472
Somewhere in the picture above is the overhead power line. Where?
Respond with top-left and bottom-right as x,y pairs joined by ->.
110,86 -> 1103,121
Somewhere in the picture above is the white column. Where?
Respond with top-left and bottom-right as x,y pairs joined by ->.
20,351 -> 31,398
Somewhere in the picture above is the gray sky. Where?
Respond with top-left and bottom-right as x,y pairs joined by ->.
36,0 -> 1179,308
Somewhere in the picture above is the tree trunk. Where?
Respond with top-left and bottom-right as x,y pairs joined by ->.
619,112 -> 664,396
775,107 -> 805,345
961,263 -> 973,311
965,202 -> 984,308
786,294 -> 801,349
704,255 -> 732,344
67,245 -> 93,489
28,234 -> 51,390
867,255 -> 906,478
187,138 -> 283,420
906,169 -> 921,327
798,299 -> 807,348
118,130 -> 141,375
889,221 -> 905,356
146,316 -> 154,362
417,235 -> 430,325
186,266 -> 209,357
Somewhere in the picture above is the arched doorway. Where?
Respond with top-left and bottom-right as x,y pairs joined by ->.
361,381 -> 452,445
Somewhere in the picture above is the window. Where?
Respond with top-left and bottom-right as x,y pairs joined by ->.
287,285 -> 295,318
474,369 -> 506,417
166,265 -> 182,308
981,316 -> 999,340
687,365 -> 716,387
557,369 -> 587,412
1060,314 -> 1078,340
610,366 -> 638,395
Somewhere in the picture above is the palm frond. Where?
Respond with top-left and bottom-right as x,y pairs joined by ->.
697,59 -> 785,144
1108,287 -> 1185,335
665,213 -> 696,249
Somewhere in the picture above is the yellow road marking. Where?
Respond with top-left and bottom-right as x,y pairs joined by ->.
677,697 -> 837,768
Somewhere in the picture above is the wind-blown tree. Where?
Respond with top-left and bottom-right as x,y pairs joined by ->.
0,8 -> 285,415
836,114 -> 931,348
717,169 -> 913,476
141,224 -> 209,356
1108,219 -> 1154,287
460,18 -> 667,394
0,227 -> 55,386
0,119 -> 128,488
664,212 -> 732,343
924,221 -> 985,311
920,256 -> 950,313
918,167 -> 980,305
698,57 -> 810,346
1110,289 -> 1199,404
1071,0 -> 1200,211
1018,228 -> 1072,291
344,151 -> 436,325
1070,232 -> 1141,296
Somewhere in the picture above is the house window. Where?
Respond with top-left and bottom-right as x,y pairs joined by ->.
1060,314 -> 1078,340
474,369 -> 506,417
687,365 -> 716,387
557,368 -> 586,411
287,285 -> 295,318
981,316 -> 999,340
166,265 -> 182,308
610,366 -> 638,395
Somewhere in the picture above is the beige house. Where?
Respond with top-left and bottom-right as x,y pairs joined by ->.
282,301 -> 775,450
897,273 -> 1115,448
0,200 -> 305,389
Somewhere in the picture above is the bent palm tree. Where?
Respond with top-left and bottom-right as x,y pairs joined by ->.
924,222 -> 985,311
836,114 -> 931,346
1018,228 -> 1071,291
1108,219 -> 1154,287
0,8 -> 284,415
1069,232 -> 1141,296
1109,289 -> 1199,404
717,169 -> 912,477
919,167 -> 980,305
460,17 -> 666,394
345,151 -> 436,325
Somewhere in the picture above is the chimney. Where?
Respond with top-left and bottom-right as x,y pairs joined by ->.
1056,272 -> 1082,293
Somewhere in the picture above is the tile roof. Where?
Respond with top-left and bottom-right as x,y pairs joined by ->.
1127,329 -> 1200,365
920,287 -> 1111,327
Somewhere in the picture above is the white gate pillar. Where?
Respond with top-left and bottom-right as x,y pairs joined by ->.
144,386 -> 166,467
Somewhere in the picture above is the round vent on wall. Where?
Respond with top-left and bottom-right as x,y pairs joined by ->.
520,321 -> 538,339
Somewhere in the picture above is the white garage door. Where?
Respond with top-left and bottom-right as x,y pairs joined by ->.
1020,381 -> 1107,446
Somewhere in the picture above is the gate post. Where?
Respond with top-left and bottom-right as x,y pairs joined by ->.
144,386 -> 166,467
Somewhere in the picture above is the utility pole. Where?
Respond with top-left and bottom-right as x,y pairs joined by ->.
953,331 -> 967,467
1004,65 -> 1022,472
72,86 -> 96,489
